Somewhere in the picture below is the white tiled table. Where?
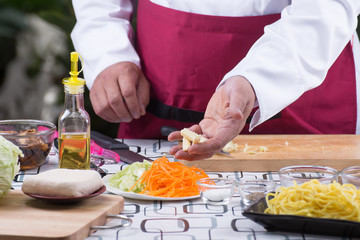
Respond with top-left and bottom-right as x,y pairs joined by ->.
13,139 -> 357,240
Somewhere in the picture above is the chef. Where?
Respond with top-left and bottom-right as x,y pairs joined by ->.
71,0 -> 360,159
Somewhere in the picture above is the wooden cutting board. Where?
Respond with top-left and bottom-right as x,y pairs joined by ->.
0,190 -> 124,240
179,135 -> 360,172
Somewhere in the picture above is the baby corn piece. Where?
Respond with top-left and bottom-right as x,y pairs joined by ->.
182,137 -> 191,151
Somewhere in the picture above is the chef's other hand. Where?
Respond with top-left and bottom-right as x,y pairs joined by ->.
168,76 -> 255,160
90,62 -> 150,123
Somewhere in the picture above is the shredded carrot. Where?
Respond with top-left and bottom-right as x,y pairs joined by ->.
129,156 -> 208,197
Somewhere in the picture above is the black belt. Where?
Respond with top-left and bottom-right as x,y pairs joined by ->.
146,99 -> 204,123
146,98 -> 281,124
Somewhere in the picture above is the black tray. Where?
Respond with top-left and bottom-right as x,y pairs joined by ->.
242,197 -> 360,238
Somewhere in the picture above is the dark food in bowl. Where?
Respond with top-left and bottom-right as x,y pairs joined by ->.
19,129 -> 52,170
0,120 -> 56,170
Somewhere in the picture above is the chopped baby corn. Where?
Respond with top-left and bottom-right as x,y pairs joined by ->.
180,128 -> 238,153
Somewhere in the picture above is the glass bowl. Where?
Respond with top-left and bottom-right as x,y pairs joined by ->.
278,165 -> 338,187
197,177 -> 236,205
0,119 -> 56,170
340,166 -> 360,189
238,179 -> 277,206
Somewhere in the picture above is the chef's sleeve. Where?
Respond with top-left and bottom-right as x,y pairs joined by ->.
71,0 -> 140,89
220,0 -> 360,131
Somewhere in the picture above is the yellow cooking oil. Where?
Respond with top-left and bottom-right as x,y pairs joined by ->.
58,132 -> 90,169
58,52 -> 91,169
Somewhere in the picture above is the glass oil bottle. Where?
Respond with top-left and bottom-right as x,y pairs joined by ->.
58,52 -> 90,169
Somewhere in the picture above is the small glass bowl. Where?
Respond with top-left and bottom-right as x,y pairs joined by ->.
0,119 -> 56,170
197,177 -> 236,205
340,166 -> 360,189
238,179 -> 277,206
279,165 -> 338,187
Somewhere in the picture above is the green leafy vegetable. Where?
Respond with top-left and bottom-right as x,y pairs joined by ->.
0,135 -> 23,199
108,160 -> 152,193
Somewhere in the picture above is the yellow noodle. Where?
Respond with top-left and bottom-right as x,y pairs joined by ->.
265,180 -> 360,221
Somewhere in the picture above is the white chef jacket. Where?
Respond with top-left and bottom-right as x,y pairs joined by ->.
71,0 -> 360,133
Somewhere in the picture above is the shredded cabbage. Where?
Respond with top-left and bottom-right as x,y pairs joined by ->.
108,160 -> 152,193
0,135 -> 23,199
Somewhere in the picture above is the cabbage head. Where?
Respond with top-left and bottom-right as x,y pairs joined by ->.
0,135 -> 23,199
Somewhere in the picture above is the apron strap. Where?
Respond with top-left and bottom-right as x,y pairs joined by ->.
147,98 -> 281,124
146,98 -> 204,123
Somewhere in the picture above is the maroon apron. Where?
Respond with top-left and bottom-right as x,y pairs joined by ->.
117,0 -> 356,139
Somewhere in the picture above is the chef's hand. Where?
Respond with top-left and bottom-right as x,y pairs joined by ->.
90,62 -> 150,123
168,76 -> 255,160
